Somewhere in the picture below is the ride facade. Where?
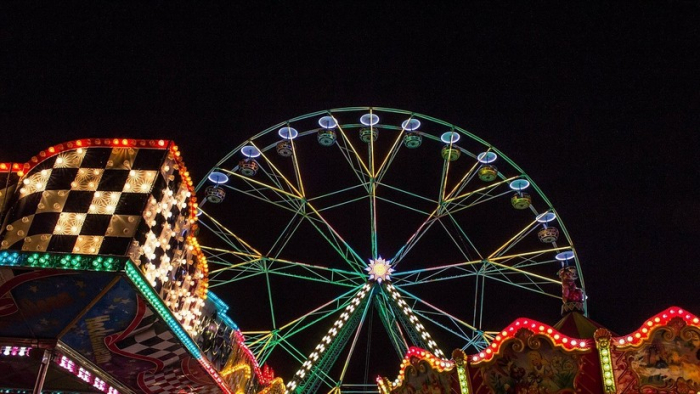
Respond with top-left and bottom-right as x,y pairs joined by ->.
378,305 -> 700,394
0,138 -> 284,394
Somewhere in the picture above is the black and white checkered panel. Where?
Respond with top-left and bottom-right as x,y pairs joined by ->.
116,308 -> 188,367
126,152 -> 198,301
0,146 -> 169,256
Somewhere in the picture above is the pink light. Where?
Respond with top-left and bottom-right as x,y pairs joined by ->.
78,367 -> 92,382
1,346 -> 32,357
59,356 -> 76,373
93,377 -> 106,391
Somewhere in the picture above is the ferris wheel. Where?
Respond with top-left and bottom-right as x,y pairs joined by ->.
195,107 -> 584,393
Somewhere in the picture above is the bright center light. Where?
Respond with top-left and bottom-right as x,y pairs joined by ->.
366,257 -> 394,283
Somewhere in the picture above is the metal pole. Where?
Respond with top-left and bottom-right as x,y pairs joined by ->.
33,348 -> 52,394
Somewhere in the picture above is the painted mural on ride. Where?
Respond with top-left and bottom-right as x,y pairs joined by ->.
379,306 -> 700,394
0,139 -> 285,394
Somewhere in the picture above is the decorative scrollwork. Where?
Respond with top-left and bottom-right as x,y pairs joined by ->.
527,335 -> 542,350
658,326 -> 676,342
680,325 -> 700,343
510,337 -> 526,353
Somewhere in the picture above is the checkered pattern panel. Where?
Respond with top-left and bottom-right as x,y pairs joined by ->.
116,308 -> 188,368
127,153 -> 194,270
0,147 -> 169,255
139,368 -> 221,394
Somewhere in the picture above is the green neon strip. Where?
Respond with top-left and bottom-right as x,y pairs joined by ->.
597,344 -> 616,393
0,250 -> 126,271
457,366 -> 470,394
125,262 -> 202,357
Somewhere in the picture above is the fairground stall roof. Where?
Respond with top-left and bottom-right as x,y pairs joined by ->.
0,139 -> 285,394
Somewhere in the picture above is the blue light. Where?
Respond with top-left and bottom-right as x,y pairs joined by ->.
440,131 -> 460,144
208,171 -> 229,184
360,113 -> 380,126
278,126 -> 299,140
556,251 -> 575,261
241,145 -> 261,158
318,115 -> 338,129
477,152 -> 498,164
509,179 -> 530,191
208,292 -> 230,314
536,211 -> 557,223
401,119 -> 421,131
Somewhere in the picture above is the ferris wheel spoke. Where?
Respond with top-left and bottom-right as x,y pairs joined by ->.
274,336 -> 308,365
219,183 -> 302,214
446,175 -> 517,202
375,185 -> 436,214
478,248 -> 570,295
206,252 -> 362,287
390,212 -> 441,267
276,285 -> 365,341
393,285 -> 480,345
201,245 -> 260,265
481,272 -> 560,299
206,265 -> 265,287
265,205 -> 306,259
258,257 -> 363,287
390,172 -> 502,267
436,213 -> 484,261
221,167 -> 305,212
487,218 -> 541,259
306,184 -> 367,212
287,284 -> 373,393
337,291 -> 374,385
490,248 -> 571,271
288,137 -> 307,197
443,177 -> 520,214
374,121 -> 406,184
248,140 -> 305,197
480,259 -> 561,296
198,209 -> 262,256
301,202 -> 367,272
241,331 -> 277,364
391,259 -> 483,286
383,284 -> 445,358
334,123 -> 372,184
373,293 -> 409,359
366,119 -> 380,258
374,195 -> 432,215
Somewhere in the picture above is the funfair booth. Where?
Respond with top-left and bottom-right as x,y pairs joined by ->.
377,303 -> 700,394
0,139 -> 285,394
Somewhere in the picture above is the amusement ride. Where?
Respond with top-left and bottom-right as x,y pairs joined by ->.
195,107 -> 585,393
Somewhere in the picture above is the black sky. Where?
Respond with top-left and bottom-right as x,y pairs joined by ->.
1,0 -> 700,377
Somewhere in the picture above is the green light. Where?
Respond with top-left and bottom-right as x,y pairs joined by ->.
0,250 -> 126,271
125,262 -> 204,358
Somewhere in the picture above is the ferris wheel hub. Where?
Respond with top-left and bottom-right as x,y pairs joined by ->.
365,257 -> 394,283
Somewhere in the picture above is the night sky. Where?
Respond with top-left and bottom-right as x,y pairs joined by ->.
1,1 -> 699,384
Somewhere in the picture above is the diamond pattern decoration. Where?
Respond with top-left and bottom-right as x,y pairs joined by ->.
0,146 -> 169,256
